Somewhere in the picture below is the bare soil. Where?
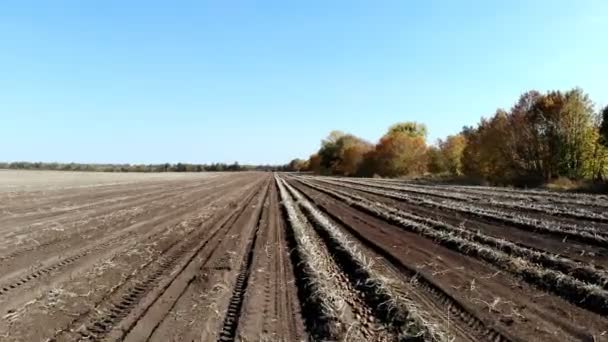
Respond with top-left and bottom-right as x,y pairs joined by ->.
1,171 -> 606,341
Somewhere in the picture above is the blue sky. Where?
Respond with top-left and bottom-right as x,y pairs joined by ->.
1,0 -> 606,164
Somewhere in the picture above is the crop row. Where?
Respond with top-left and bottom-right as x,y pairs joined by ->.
373,178 -> 608,208
275,175 -> 352,340
309,177 -> 608,247
279,177 -> 446,341
293,176 -> 608,316
336,177 -> 608,222
301,178 -> 608,289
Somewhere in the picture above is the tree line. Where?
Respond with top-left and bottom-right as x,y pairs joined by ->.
289,88 -> 608,187
0,161 -> 287,173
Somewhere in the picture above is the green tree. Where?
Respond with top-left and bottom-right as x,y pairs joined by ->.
530,89 -> 596,179
387,122 -> 427,138
228,162 -> 240,171
318,130 -> 346,171
175,163 -> 187,172
600,105 -> 608,147
287,159 -> 308,172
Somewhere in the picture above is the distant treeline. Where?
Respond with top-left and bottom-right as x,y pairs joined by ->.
1,161 -> 289,172
288,88 -> 608,187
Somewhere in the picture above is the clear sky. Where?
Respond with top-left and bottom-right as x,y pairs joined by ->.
1,0 -> 606,165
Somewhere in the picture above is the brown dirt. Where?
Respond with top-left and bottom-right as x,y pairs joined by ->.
288,176 -> 608,342
321,179 -> 608,268
1,171 -> 606,342
0,172 -> 307,342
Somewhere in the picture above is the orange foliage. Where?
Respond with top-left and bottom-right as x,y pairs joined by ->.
438,134 -> 467,175
334,141 -> 373,176
371,132 -> 428,177
308,154 -> 322,173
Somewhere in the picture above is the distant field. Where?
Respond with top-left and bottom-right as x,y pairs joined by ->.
0,171 -> 606,341
0,169 -> 216,192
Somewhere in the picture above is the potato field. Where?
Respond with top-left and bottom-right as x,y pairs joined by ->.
0,171 -> 607,341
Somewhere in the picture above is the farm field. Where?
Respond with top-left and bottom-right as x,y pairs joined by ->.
0,171 -> 607,341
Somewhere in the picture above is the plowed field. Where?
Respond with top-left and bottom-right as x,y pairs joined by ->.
1,171 -> 606,341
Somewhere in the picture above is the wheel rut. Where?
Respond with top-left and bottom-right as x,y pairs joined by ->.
217,183 -> 268,342
49,179 -> 266,342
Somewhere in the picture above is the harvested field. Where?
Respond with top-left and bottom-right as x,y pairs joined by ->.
1,171 -> 607,341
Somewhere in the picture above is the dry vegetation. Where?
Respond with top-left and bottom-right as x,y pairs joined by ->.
0,171 -> 607,341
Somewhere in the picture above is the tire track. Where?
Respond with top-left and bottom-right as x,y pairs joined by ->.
0,175 -> 244,256
51,180 -> 266,342
0,231 -> 137,298
233,180 -> 306,341
216,182 -> 268,342
0,183 -> 236,299
44,182 -> 257,341
0,179 -> 210,229
129,179 -> 271,342
129,179 -> 270,342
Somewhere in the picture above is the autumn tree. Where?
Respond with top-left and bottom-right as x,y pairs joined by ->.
461,111 -> 516,183
300,88 -> 604,185
368,127 -> 428,177
337,142 -> 372,176
505,90 -> 544,179
426,146 -> 446,174
307,154 -> 322,173
460,88 -> 600,185
463,91 -> 551,184
316,131 -> 372,175
437,134 -> 466,175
